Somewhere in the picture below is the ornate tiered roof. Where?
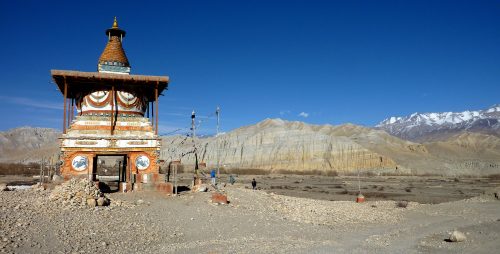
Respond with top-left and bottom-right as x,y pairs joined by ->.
98,17 -> 130,73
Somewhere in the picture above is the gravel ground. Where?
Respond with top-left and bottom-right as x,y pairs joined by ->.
1,181 -> 500,253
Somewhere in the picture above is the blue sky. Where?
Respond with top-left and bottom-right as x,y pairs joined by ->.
0,0 -> 499,135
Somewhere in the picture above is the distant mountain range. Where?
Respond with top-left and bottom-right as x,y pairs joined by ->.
1,105 -> 500,175
162,117 -> 500,176
377,105 -> 500,142
0,127 -> 59,163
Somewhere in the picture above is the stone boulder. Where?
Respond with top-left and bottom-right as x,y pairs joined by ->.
97,197 -> 109,206
211,192 -> 228,204
87,198 -> 97,208
449,230 -> 466,242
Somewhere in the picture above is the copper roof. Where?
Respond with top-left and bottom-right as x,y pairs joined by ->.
99,36 -> 130,66
99,18 -> 130,67
51,70 -> 169,101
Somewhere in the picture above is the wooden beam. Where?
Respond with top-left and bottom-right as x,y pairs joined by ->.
70,98 -> 74,125
63,78 -> 67,134
151,101 -> 154,127
155,82 -> 159,135
110,86 -> 114,135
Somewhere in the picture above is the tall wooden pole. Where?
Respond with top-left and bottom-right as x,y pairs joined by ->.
151,101 -> 154,127
70,98 -> 74,125
62,79 -> 67,134
216,106 -> 220,179
155,82 -> 159,135
110,86 -> 114,135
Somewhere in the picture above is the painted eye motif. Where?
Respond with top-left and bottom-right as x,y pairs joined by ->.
135,155 -> 150,170
72,155 -> 88,171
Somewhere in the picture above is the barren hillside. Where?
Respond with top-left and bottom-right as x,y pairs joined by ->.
2,120 -> 500,175
0,127 -> 59,163
161,119 -> 500,175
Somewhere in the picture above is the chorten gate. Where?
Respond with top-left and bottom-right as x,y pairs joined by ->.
51,18 -> 169,190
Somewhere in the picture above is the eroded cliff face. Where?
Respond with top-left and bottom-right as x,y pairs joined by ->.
4,119 -> 499,175
161,119 -> 399,174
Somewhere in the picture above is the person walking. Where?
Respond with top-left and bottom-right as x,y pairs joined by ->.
210,169 -> 216,186
251,178 -> 257,190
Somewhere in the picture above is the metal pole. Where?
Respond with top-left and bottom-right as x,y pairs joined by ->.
192,110 -> 196,140
216,106 -> 220,179
191,110 -> 197,176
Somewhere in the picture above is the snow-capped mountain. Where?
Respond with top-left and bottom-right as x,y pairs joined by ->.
377,105 -> 500,141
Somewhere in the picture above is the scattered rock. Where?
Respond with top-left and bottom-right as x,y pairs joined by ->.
97,197 -> 109,206
211,192 -> 228,204
197,185 -> 208,192
50,178 -> 105,209
87,198 -> 97,208
449,230 -> 466,242
52,175 -> 63,183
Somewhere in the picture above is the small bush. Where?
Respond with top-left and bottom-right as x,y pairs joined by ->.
396,200 -> 408,208
405,187 -> 412,193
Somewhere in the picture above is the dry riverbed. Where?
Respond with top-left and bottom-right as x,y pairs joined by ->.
1,174 -> 500,253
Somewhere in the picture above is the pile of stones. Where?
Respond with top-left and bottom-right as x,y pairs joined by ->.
49,178 -> 109,208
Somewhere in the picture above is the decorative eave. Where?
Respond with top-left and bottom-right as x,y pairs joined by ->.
51,70 -> 169,101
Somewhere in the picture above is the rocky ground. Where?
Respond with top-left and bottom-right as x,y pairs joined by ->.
0,176 -> 500,253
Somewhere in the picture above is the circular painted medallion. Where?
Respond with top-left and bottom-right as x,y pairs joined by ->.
135,155 -> 150,170
71,155 -> 89,171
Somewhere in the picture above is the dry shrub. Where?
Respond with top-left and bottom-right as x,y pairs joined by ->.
396,200 -> 408,208
405,187 -> 412,193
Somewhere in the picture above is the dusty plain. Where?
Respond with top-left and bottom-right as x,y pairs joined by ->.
1,173 -> 500,253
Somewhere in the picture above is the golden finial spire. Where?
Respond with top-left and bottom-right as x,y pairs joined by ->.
112,17 -> 118,28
